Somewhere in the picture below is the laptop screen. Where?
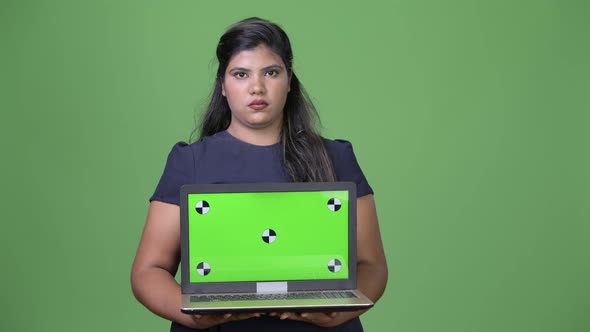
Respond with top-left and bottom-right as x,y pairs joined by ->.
186,190 -> 350,283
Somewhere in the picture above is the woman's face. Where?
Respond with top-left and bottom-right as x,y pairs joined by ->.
222,44 -> 290,134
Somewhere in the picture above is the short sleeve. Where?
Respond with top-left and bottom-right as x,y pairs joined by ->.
328,139 -> 374,197
149,142 -> 195,205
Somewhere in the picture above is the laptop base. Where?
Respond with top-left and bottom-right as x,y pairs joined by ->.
181,289 -> 373,314
181,303 -> 373,315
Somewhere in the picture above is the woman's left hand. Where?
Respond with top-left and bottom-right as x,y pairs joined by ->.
271,312 -> 339,327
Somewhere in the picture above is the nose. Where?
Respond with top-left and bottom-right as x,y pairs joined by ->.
249,75 -> 266,95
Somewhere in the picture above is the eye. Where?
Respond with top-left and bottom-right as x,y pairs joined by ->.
233,72 -> 248,79
265,70 -> 278,77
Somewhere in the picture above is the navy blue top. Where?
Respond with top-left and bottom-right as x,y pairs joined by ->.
150,130 -> 372,332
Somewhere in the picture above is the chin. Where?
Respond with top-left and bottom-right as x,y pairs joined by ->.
246,118 -> 279,128
246,123 -> 273,130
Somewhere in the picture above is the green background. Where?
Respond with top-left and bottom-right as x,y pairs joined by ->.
187,191 -> 348,282
1,0 -> 588,331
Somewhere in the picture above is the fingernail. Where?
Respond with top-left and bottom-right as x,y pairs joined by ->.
301,313 -> 308,318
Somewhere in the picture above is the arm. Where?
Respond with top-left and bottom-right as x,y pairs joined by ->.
355,194 -> 389,303
281,194 -> 389,326
131,201 -> 257,329
131,201 -> 196,327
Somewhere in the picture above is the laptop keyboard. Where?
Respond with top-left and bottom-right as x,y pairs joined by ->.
190,291 -> 357,303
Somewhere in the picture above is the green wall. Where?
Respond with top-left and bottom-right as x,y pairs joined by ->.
1,0 -> 588,331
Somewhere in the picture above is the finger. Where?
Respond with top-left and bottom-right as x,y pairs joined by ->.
224,312 -> 261,321
300,312 -> 320,319
308,312 -> 336,318
283,313 -> 306,322
236,313 -> 260,319
298,312 -> 336,323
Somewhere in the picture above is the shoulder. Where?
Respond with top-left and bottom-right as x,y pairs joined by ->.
166,131 -> 229,157
164,141 -> 194,166
322,137 -> 358,162
322,136 -> 374,196
321,136 -> 360,172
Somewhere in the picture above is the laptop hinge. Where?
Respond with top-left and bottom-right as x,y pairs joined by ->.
256,282 -> 287,293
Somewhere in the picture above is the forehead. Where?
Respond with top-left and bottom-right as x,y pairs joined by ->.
226,44 -> 285,69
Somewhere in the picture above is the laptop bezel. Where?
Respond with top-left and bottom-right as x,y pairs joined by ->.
179,182 -> 358,294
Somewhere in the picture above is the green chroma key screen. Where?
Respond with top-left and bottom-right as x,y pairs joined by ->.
187,191 -> 349,283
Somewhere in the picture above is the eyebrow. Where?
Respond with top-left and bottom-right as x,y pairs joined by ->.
228,64 -> 285,73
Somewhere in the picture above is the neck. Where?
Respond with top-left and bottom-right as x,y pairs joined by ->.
226,124 -> 281,146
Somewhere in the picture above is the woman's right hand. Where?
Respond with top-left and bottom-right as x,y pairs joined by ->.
183,313 -> 262,329
132,202 -> 262,330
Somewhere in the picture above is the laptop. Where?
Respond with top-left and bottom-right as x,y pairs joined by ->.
179,182 -> 373,314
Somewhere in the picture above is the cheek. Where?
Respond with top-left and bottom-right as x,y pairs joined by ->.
273,80 -> 290,97
223,84 -> 239,102
224,87 -> 244,111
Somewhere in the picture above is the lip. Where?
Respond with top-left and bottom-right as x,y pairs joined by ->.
248,99 -> 269,110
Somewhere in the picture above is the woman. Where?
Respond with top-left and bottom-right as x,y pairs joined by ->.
131,17 -> 388,331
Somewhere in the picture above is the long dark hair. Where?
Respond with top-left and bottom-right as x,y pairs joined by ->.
192,17 -> 336,182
